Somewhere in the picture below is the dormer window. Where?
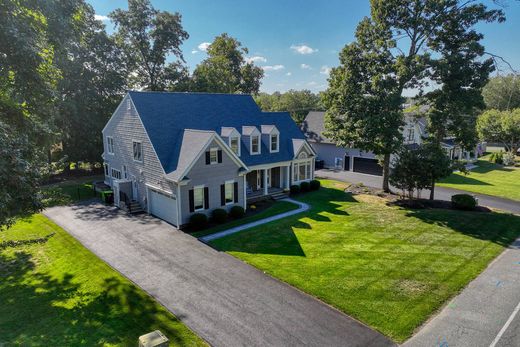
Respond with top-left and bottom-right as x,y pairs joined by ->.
270,134 -> 279,153
230,136 -> 240,156
251,135 -> 260,154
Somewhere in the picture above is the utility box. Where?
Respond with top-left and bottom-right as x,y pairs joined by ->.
138,330 -> 169,347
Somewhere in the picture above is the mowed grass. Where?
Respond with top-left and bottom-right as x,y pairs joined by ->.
0,214 -> 206,346
41,176 -> 103,207
438,155 -> 520,201
191,201 -> 299,238
210,180 -> 520,342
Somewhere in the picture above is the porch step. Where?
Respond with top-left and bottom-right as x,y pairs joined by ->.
271,191 -> 289,200
123,200 -> 145,214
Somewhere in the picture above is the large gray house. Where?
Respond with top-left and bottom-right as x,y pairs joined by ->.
302,111 -> 484,175
102,91 -> 316,227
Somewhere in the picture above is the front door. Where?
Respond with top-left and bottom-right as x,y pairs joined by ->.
132,176 -> 139,201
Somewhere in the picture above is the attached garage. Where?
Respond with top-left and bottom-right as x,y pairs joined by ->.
353,157 -> 383,176
148,188 -> 178,226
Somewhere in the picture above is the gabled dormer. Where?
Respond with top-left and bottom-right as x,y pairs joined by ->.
221,127 -> 241,156
242,126 -> 261,155
261,125 -> 280,153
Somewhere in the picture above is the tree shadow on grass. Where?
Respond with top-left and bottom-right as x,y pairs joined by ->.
442,174 -> 493,186
471,160 -> 515,174
403,208 -> 520,248
0,252 -> 191,346
213,187 -> 358,257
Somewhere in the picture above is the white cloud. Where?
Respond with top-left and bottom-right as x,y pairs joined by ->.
245,55 -> 267,63
300,63 -> 311,70
94,14 -> 110,21
320,65 -> 331,75
290,44 -> 318,55
286,72 -> 292,76
307,81 -> 317,86
198,42 -> 211,52
262,65 -> 285,71
191,50 -> 198,54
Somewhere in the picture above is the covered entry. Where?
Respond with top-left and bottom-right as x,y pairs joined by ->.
148,188 -> 178,226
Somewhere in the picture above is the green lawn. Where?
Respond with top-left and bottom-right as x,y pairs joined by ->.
210,180 -> 520,342
41,176 -> 103,207
0,214 -> 206,346
438,155 -> 520,201
191,201 -> 299,238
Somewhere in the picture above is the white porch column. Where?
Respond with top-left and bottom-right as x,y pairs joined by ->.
311,158 -> 316,179
466,151 -> 470,161
285,165 -> 290,188
263,168 -> 268,195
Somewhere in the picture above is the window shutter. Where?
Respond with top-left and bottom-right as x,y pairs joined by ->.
234,182 -> 239,203
205,151 -> 210,165
204,187 -> 209,209
220,184 -> 225,206
189,189 -> 194,213
218,150 -> 222,163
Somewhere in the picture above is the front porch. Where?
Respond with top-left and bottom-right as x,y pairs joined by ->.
246,165 -> 290,201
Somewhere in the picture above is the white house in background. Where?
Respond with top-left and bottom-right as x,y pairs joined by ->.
102,91 -> 315,227
302,110 -> 484,176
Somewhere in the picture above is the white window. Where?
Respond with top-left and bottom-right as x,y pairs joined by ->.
251,135 -> 260,154
407,128 -> 414,142
293,161 -> 312,182
270,134 -> 279,152
133,141 -> 142,162
104,163 -> 109,176
194,186 -> 204,211
106,136 -> 114,154
122,165 -> 128,179
230,137 -> 240,156
210,147 -> 218,164
111,168 -> 121,180
225,181 -> 234,204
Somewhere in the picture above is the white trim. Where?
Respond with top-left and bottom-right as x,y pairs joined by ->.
209,147 -> 219,165
229,135 -> 241,157
294,140 -> 317,158
145,183 -> 174,197
250,134 -> 261,155
106,136 -> 114,155
132,140 -> 143,163
243,175 -> 247,210
248,160 -> 293,171
270,133 -> 279,153
193,185 -> 205,212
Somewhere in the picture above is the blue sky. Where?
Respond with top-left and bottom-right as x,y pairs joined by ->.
88,0 -> 520,94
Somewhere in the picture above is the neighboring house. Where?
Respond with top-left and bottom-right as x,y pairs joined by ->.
102,91 -> 316,227
302,110 -> 483,176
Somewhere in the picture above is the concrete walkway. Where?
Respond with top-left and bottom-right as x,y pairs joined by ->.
44,202 -> 394,347
403,237 -> 520,347
316,169 -> 520,214
199,198 -> 309,242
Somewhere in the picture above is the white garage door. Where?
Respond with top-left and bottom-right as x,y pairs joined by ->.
149,189 -> 178,226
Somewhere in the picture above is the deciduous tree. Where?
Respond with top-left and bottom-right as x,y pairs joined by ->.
477,109 -> 520,153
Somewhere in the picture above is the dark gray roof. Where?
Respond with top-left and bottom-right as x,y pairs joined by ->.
301,111 -> 333,144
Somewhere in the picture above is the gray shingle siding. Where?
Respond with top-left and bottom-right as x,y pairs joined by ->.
102,95 -> 174,210
179,139 -> 245,225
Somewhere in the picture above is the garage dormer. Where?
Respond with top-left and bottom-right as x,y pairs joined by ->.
221,127 -> 241,156
242,126 -> 261,155
261,125 -> 280,153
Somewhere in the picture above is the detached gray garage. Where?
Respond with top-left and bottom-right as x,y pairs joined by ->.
148,188 -> 178,226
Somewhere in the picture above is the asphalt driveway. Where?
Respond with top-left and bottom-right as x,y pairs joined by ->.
316,169 -> 520,214
44,201 -> 394,347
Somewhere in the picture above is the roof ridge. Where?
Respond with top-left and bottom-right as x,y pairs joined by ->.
128,90 -> 253,97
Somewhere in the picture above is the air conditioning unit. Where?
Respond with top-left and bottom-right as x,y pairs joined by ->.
138,330 -> 169,347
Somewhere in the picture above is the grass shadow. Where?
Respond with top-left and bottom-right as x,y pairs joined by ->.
0,251 -> 192,346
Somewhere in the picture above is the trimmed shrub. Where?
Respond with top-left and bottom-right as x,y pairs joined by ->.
212,208 -> 228,224
310,179 -> 321,191
229,205 -> 245,219
300,181 -> 310,192
451,194 -> 477,210
190,213 -> 208,230
491,151 -> 504,164
290,184 -> 300,194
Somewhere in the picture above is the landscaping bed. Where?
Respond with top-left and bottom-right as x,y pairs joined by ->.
209,179 -> 520,342
0,214 -> 206,346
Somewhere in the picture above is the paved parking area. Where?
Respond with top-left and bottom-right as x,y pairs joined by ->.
44,201 -> 394,347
